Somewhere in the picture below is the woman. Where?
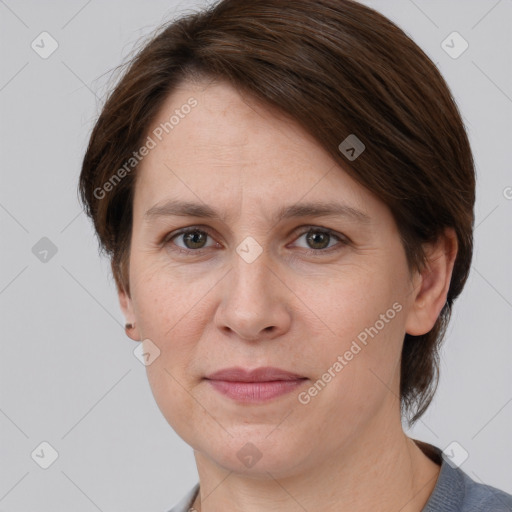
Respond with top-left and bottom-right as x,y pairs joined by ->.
79,0 -> 512,510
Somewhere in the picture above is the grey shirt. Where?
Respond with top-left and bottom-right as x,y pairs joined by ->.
166,443 -> 512,511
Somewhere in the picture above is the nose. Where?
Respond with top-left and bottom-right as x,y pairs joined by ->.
213,247 -> 292,342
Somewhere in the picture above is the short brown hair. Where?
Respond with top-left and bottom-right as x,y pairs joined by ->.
79,0 -> 475,423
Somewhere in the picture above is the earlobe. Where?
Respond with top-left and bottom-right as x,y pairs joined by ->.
405,228 -> 458,336
114,265 -> 141,342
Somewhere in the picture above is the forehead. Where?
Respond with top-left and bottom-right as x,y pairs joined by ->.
147,78 -> 327,164
133,79 -> 383,223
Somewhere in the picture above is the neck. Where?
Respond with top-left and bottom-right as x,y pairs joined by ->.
191,415 -> 440,512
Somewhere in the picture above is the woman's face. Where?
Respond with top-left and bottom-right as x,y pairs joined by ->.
120,79 -> 424,476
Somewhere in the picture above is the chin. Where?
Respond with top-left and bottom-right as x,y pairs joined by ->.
196,431 -> 309,478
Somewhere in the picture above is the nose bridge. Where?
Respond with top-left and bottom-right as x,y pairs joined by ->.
215,238 -> 291,340
230,239 -> 274,306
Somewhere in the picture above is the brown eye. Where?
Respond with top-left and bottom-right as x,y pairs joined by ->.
165,228 -> 217,254
181,230 -> 208,249
305,230 -> 331,250
292,227 -> 347,254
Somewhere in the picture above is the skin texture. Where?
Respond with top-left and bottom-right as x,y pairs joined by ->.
118,79 -> 457,512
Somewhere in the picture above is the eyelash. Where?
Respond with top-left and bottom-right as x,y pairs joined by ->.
162,225 -> 349,257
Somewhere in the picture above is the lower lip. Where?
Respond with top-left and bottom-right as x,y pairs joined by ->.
206,379 -> 307,402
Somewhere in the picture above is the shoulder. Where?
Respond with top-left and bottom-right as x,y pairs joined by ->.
457,470 -> 512,512
421,444 -> 512,512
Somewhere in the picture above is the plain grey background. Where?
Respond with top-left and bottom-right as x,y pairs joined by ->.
1,0 -> 511,510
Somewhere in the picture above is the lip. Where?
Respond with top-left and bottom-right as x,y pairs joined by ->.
204,367 -> 308,403
205,366 -> 305,382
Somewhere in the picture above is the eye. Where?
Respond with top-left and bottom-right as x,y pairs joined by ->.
291,227 -> 348,255
163,225 -> 349,256
164,227 -> 218,254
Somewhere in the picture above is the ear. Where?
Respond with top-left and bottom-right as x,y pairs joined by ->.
113,261 -> 141,342
404,228 -> 458,336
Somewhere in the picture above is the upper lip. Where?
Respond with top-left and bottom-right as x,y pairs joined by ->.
205,366 -> 306,382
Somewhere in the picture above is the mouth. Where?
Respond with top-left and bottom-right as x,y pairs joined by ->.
205,366 -> 306,382
204,366 -> 308,402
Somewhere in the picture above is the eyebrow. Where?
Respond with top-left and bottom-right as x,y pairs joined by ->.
144,199 -> 371,224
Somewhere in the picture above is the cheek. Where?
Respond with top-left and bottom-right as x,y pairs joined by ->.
129,256 -> 227,400
302,263 -> 403,343
296,265 -> 406,402
131,252 -> 215,339
131,265 -> 211,440
297,293 -> 405,444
